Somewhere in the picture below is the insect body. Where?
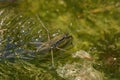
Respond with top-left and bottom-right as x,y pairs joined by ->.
35,33 -> 72,53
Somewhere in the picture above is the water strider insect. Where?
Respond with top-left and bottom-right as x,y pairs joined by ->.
31,33 -> 72,68
30,15 -> 73,67
35,33 -> 72,53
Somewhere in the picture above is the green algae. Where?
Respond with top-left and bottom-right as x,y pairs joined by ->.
0,0 -> 120,80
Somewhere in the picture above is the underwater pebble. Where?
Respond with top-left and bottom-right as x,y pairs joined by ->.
56,50 -> 104,80
72,50 -> 93,60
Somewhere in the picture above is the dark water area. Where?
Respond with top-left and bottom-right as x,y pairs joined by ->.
0,0 -> 16,2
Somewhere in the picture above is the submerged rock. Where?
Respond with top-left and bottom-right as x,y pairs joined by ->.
72,50 -> 93,61
56,50 -> 104,80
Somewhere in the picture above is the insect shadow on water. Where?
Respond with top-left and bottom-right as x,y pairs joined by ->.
34,15 -> 72,68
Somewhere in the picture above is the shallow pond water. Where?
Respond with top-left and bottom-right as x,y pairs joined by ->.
0,0 -> 120,80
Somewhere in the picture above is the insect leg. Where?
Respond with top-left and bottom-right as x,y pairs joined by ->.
56,47 -> 66,51
51,49 -> 55,68
36,15 -> 55,67
36,15 -> 50,41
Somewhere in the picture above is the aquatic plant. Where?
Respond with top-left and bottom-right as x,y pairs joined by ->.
92,29 -> 120,79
